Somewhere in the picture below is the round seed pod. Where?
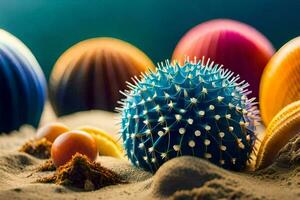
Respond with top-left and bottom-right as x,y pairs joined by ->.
260,36 -> 300,125
0,29 -> 47,133
49,38 -> 155,116
172,19 -> 274,99
51,130 -> 98,167
36,122 -> 70,142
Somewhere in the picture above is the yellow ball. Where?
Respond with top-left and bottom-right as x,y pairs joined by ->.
77,126 -> 124,159
260,36 -> 300,125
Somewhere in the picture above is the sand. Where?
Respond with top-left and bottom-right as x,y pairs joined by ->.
0,107 -> 299,200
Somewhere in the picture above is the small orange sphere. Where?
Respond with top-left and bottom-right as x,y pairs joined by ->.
36,123 -> 70,142
51,130 -> 98,167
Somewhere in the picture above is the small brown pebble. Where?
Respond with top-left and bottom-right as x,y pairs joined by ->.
13,188 -> 22,192
19,138 -> 52,159
37,153 -> 125,191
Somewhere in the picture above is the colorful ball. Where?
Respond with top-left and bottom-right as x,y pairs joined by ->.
119,59 -> 259,172
49,37 -> 155,116
0,30 -> 47,133
260,36 -> 300,125
36,122 -> 70,142
51,130 -> 98,167
172,19 -> 275,99
77,126 -> 124,159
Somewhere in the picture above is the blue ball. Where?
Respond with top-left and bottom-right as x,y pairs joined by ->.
0,30 -> 47,133
120,59 -> 259,172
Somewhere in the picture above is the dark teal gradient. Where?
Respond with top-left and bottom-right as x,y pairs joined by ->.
0,0 -> 299,79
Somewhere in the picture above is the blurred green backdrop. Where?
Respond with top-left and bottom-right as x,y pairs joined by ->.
0,0 -> 299,79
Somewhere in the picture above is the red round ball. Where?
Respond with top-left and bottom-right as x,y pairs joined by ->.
172,19 -> 275,99
51,130 -> 98,167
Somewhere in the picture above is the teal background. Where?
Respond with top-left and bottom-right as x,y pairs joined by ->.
0,0 -> 299,79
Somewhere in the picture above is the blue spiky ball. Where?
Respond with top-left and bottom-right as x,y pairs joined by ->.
119,59 -> 258,172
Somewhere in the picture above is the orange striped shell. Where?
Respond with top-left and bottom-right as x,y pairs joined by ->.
256,100 -> 300,169
49,38 -> 155,116
260,36 -> 300,125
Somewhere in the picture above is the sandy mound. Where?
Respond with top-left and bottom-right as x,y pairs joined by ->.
149,156 -> 295,200
272,134 -> 300,168
37,153 -> 124,191
255,134 -> 300,191
151,156 -> 225,197
0,109 -> 299,199
150,135 -> 300,200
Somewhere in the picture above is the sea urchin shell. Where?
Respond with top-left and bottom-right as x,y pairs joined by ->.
256,100 -> 300,169
0,29 -> 47,133
119,58 -> 259,172
172,19 -> 275,99
49,37 -> 155,116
